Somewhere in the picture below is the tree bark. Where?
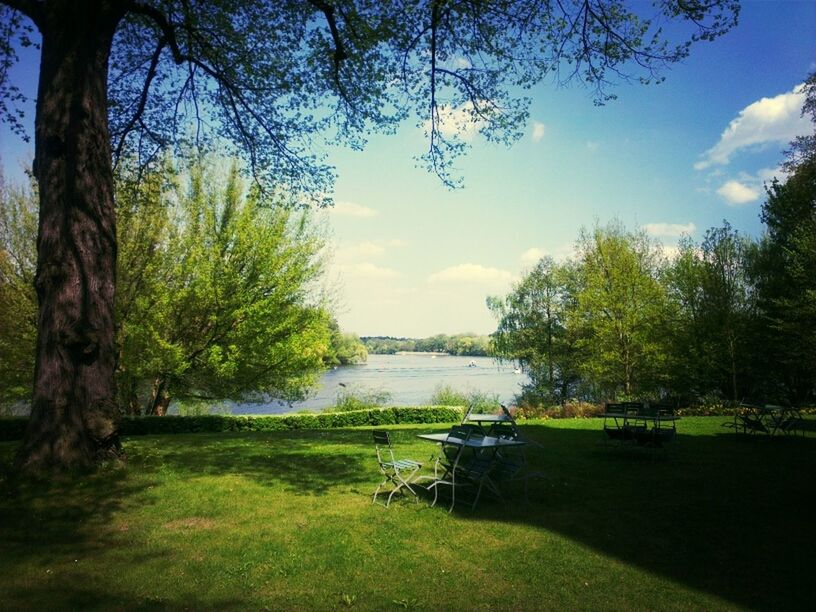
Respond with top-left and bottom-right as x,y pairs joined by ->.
16,1 -> 126,471
145,377 -> 170,416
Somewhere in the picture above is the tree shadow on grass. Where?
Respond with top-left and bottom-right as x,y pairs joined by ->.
461,423 -> 816,611
0,459 -> 252,610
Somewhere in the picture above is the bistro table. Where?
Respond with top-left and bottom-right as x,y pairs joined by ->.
417,431 -> 528,511
417,432 -> 526,448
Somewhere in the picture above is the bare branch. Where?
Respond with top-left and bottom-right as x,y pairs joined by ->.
113,36 -> 167,167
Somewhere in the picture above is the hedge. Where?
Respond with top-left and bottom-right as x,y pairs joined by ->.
0,405 -> 464,441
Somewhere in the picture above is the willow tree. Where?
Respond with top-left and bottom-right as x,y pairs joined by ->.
0,0 -> 738,471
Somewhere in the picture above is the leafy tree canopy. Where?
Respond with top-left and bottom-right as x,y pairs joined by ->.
1,0 -> 740,189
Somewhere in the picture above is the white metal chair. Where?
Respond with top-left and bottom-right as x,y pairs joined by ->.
372,430 -> 423,507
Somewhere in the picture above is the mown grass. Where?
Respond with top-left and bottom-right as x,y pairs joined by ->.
1,418 -> 814,611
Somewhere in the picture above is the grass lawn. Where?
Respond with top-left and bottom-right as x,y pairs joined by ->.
1,417 -> 814,611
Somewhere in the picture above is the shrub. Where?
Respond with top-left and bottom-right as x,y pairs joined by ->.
173,400 -> 233,416
428,384 -> 501,413
0,405 -> 464,441
325,385 -> 392,413
511,400 -> 604,420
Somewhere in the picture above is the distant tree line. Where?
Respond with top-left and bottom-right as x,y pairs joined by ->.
362,334 -> 491,356
489,74 -> 816,408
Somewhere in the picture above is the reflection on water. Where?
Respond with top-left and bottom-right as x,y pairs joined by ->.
232,354 -> 527,414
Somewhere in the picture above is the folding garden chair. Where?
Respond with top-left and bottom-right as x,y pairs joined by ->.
372,430 -> 424,507
428,426 -> 501,512
427,426 -> 473,512
603,403 -> 626,446
492,443 -> 544,502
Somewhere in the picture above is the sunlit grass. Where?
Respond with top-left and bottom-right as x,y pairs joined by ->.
1,418 -> 814,610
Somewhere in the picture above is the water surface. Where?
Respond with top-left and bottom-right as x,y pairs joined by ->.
232,354 -> 526,414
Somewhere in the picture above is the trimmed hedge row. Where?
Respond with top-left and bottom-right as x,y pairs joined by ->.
0,405 -> 464,441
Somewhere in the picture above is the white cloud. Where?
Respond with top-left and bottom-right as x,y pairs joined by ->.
695,83 -> 809,170
586,141 -> 600,152
330,201 -> 378,217
428,263 -> 514,285
642,222 -> 696,237
520,247 -> 545,264
754,166 -> 785,183
344,262 -> 400,279
532,122 -> 546,142
354,242 -> 385,257
716,180 -> 760,205
335,238 -> 407,263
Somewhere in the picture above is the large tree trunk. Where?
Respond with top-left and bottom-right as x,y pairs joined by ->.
16,1 -> 126,471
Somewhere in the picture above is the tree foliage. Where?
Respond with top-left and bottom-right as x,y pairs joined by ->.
487,257 -> 578,402
0,173 -> 37,404
116,156 -> 332,414
0,157 -> 340,414
572,223 -> 671,398
752,73 -> 816,403
664,222 -> 756,402
324,318 -> 368,366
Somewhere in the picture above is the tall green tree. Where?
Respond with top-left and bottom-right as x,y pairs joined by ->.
0,0 -> 739,469
571,223 -> 671,399
324,318 -> 368,366
664,236 -> 711,400
116,157 -> 331,415
487,257 -> 579,403
698,222 -> 755,401
753,73 -> 816,402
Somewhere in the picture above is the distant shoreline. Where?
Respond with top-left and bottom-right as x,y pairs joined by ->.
393,351 -> 449,356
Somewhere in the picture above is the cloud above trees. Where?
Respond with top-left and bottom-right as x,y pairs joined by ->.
330,201 -> 379,217
428,263 -> 514,285
642,222 -> 697,237
716,180 -> 760,205
695,83 -> 809,170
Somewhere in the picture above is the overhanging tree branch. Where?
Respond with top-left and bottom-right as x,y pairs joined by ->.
0,0 -> 45,29
113,35 -> 167,167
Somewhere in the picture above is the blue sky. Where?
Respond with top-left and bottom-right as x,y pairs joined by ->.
2,1 -> 815,338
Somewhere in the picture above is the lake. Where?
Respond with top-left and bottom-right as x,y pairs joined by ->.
230,354 -> 527,414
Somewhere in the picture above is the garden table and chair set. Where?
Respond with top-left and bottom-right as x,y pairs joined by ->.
601,401 -> 679,450
372,404 -> 542,512
723,402 -> 806,437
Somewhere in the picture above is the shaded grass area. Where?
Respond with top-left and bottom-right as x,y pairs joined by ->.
1,418 -> 814,611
